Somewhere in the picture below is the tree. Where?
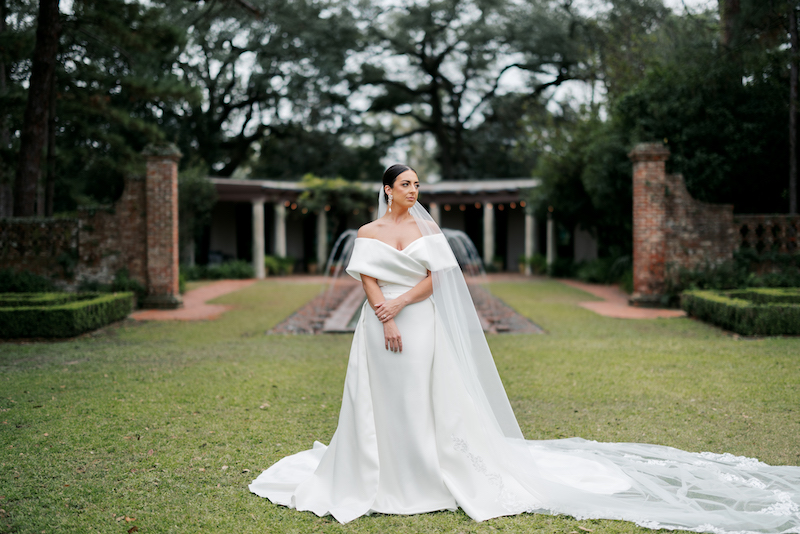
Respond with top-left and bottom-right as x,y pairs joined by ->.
353,0 -> 591,180
13,0 -> 59,216
179,165 -> 217,266
159,0 -> 360,178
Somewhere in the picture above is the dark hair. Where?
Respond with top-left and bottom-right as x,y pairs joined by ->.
382,164 -> 416,202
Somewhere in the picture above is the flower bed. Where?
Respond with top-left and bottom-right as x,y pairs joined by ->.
681,288 -> 800,336
0,292 -> 134,338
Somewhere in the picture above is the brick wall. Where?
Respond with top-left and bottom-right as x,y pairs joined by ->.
0,144 -> 181,308
630,143 -> 795,305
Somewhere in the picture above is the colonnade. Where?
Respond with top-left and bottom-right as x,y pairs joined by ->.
248,197 -> 545,279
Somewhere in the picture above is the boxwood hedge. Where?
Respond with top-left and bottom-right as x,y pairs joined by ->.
0,292 -> 134,339
681,288 -> 800,336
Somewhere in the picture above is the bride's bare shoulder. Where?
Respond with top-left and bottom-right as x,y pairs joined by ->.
357,220 -> 380,238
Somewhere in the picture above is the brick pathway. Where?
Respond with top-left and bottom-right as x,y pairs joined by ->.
559,279 -> 686,319
130,279 -> 258,321
129,274 -> 684,322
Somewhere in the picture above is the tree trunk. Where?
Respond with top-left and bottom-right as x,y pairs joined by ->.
719,0 -> 741,48
0,0 -> 11,218
13,0 -> 60,217
45,73 -> 56,216
790,3 -> 798,215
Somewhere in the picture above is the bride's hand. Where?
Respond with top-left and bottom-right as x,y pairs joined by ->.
375,298 -> 404,323
383,320 -> 402,353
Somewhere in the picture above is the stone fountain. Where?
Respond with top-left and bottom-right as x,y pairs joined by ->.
270,229 -> 542,335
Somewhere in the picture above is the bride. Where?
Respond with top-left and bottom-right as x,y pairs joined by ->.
250,165 -> 800,532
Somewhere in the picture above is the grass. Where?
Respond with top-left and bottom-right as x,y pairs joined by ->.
1,278 -> 798,534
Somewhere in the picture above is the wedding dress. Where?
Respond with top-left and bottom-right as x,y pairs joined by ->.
250,202 -> 800,533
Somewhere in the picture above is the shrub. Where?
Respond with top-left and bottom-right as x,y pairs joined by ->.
0,292 -> 134,338
180,260 -> 254,281
667,250 -> 800,297
548,257 -> 576,278
528,254 -> 547,275
681,288 -> 800,336
77,269 -> 146,304
264,255 -> 295,276
0,268 -> 55,293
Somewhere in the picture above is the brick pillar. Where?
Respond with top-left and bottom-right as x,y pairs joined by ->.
629,143 -> 671,306
141,143 -> 183,309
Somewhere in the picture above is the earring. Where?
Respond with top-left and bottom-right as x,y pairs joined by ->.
388,194 -> 393,213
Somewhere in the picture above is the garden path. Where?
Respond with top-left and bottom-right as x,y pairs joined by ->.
558,278 -> 686,319
130,279 -> 258,321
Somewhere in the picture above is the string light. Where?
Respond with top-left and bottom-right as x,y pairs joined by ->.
459,204 -> 466,211
520,201 -> 526,208
510,202 -> 516,209
290,203 -> 297,210
474,202 -> 481,209
444,205 -> 451,211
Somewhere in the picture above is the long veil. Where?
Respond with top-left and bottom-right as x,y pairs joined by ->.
377,191 -> 523,439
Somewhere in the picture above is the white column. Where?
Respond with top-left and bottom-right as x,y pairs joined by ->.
252,198 -> 265,279
274,202 -> 287,258
316,210 -> 328,269
524,211 -> 535,275
546,212 -> 556,270
483,202 -> 495,267
429,202 -> 441,227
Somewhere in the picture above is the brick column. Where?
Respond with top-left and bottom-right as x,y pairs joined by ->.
141,143 -> 183,309
629,143 -> 671,306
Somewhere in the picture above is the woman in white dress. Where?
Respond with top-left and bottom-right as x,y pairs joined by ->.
250,165 -> 800,533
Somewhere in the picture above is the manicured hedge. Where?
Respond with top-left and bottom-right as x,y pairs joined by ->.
681,288 -> 800,336
0,292 -> 134,338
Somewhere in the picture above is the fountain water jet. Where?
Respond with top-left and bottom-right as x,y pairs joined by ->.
268,229 -> 542,334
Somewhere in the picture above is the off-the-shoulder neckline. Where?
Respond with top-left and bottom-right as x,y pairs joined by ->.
355,235 -> 433,252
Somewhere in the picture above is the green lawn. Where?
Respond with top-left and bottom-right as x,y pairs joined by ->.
1,279 -> 798,534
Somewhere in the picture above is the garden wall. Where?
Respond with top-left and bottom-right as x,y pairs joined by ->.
629,143 -> 799,305
0,144 -> 182,308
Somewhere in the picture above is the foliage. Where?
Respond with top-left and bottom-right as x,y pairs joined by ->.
178,164 -> 217,261
0,267 -> 55,292
529,112 -> 633,257
681,289 -> 800,336
527,254 -> 548,275
575,256 -> 632,285
180,259 -> 254,281
354,0 -> 592,180
263,255 -> 294,276
532,0 -> 796,259
159,0 -> 359,178
252,124 -> 384,182
296,174 -> 374,230
0,290 -> 133,338
77,268 -> 147,303
666,250 -> 800,300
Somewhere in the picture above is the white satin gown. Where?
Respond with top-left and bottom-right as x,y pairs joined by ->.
250,234 -> 800,533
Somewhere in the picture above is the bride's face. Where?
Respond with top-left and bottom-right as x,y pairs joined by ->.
386,170 -> 420,210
